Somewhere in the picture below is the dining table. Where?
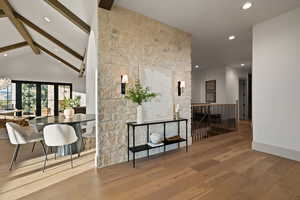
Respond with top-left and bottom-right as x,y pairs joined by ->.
30,114 -> 96,156
0,109 -> 23,119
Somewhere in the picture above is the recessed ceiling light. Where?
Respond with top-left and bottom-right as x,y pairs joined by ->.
228,35 -> 236,40
195,65 -> 199,68
43,16 -> 51,23
241,64 -> 245,67
242,2 -> 252,10
3,53 -> 8,57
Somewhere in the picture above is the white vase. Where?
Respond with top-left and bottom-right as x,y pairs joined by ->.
64,108 -> 75,119
136,105 -> 143,124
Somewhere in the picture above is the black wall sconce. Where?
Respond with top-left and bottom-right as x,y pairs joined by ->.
121,74 -> 128,95
178,81 -> 185,96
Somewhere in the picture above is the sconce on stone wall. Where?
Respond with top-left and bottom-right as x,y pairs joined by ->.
121,74 -> 128,95
178,81 -> 185,96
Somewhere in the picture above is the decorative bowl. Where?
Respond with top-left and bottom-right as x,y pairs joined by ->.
150,133 -> 162,144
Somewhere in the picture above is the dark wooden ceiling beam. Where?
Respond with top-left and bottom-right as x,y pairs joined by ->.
15,12 -> 84,61
99,0 -> 115,10
44,0 -> 90,34
0,9 -> 6,18
0,41 -> 28,53
34,42 -> 80,73
0,0 -> 40,54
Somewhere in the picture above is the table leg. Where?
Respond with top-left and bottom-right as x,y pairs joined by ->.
163,123 -> 166,152
133,152 -> 136,168
133,126 -> 136,168
186,120 -> 188,152
127,124 -> 130,162
147,125 -> 149,159
178,121 -> 180,149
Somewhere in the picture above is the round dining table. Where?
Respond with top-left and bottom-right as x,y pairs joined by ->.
30,114 -> 96,156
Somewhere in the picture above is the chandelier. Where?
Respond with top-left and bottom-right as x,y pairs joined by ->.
0,78 -> 11,90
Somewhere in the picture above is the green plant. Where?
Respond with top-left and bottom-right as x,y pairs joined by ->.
125,81 -> 158,105
63,96 -> 81,109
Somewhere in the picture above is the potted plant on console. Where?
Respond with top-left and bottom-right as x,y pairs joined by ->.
63,96 -> 81,119
125,81 -> 158,124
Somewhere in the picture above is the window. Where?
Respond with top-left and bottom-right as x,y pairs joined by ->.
0,83 -> 16,110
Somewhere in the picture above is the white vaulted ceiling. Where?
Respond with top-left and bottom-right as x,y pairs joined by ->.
117,0 -> 300,69
1,0 -> 300,72
0,0 -> 96,72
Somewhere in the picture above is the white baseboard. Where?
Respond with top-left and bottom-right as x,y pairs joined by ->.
252,141 -> 300,161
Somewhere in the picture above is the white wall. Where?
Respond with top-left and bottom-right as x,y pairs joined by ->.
225,67 -> 239,104
0,52 -> 85,93
191,70 -> 202,103
85,31 -> 98,114
192,66 -> 250,104
252,7 -> 300,160
84,1 -> 99,167
192,67 -> 226,103
225,67 -> 251,104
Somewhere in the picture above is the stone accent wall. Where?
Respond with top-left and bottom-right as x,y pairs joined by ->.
97,6 -> 192,167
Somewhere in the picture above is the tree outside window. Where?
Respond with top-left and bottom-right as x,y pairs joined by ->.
22,84 -> 36,115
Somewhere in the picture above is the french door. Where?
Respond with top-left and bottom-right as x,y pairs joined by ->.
13,80 -> 72,116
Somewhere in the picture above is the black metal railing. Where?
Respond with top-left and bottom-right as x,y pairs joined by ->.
192,101 -> 239,141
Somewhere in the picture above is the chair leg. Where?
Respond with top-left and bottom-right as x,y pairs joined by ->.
14,144 -> 20,162
9,145 -> 20,171
70,145 -> 73,169
31,142 -> 36,152
54,147 -> 57,160
78,137 -> 84,158
40,141 -> 47,160
43,146 -> 49,173
83,137 -> 87,148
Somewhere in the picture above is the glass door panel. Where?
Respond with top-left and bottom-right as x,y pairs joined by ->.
0,83 -> 16,111
58,85 -> 71,114
22,84 -> 36,116
41,85 -> 55,116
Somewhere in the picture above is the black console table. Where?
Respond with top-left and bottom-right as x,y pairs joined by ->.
127,118 -> 188,168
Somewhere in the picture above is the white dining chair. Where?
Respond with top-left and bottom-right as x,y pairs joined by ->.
30,122 -> 43,153
30,116 -> 54,153
6,122 -> 46,171
43,124 -> 78,172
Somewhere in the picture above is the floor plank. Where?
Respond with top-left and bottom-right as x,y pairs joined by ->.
0,121 -> 300,200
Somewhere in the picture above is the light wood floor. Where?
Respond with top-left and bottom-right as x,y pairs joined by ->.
1,121 -> 300,200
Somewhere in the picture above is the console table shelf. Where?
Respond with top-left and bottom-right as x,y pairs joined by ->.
164,138 -> 187,145
127,118 -> 188,168
129,144 -> 163,153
